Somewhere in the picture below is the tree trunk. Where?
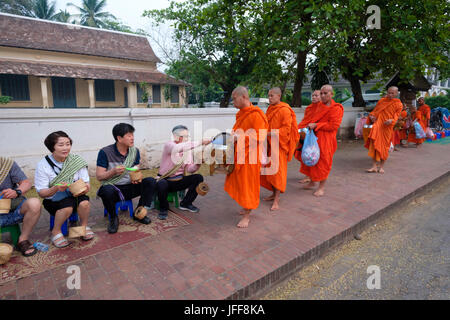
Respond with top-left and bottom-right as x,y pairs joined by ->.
347,71 -> 366,109
220,88 -> 233,108
292,49 -> 308,108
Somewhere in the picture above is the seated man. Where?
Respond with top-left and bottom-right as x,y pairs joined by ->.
96,123 -> 156,234
0,157 -> 41,257
156,125 -> 211,220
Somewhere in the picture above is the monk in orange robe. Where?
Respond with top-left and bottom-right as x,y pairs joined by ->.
407,105 -> 426,147
365,86 -> 403,173
391,106 -> 408,150
224,86 -> 268,228
298,90 -> 321,184
260,87 -> 299,211
417,97 -> 431,128
297,85 -> 344,197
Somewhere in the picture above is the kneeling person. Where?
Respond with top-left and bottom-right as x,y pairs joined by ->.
96,123 -> 156,234
156,125 -> 211,220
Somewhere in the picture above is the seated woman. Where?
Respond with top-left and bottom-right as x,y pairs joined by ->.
34,131 -> 95,248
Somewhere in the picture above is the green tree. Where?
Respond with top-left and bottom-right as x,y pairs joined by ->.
68,0 -> 115,28
165,56 -> 224,105
425,94 -> 450,110
102,18 -> 134,33
0,0 -> 34,16
314,0 -> 450,108
54,9 -> 72,23
144,0 -> 281,108
32,0 -> 56,20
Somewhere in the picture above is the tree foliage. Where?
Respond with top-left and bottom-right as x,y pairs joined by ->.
68,0 -> 115,28
144,0 -> 281,108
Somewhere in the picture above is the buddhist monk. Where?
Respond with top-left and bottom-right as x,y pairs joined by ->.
391,104 -> 408,150
407,105 -> 426,147
297,85 -> 344,197
260,87 -> 299,211
224,86 -> 268,228
298,90 -> 321,184
417,97 -> 431,128
365,86 -> 403,173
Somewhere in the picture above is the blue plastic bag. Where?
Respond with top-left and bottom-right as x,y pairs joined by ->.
301,129 -> 320,167
414,121 -> 426,139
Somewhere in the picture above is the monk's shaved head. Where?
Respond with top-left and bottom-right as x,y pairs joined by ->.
387,86 -> 399,99
320,84 -> 333,105
321,84 -> 333,92
388,86 -> 399,92
232,86 -> 251,109
269,87 -> 282,96
232,86 -> 249,99
268,87 -> 282,106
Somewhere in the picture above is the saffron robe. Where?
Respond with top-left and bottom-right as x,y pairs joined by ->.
260,102 -> 299,193
365,97 -> 403,161
224,105 -> 269,209
297,100 -> 344,182
407,110 -> 426,144
418,104 -> 431,127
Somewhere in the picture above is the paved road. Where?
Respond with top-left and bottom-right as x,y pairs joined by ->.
261,176 -> 450,300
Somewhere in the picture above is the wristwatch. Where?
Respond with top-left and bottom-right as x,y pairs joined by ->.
13,188 -> 22,198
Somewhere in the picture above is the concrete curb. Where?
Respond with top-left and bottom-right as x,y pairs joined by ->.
227,170 -> 450,300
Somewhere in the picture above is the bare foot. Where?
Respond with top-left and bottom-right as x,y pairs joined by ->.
239,209 -> 247,215
303,182 -> 316,190
394,147 -> 399,151
270,202 -> 279,211
237,215 -> 250,228
298,177 -> 311,184
263,195 -> 275,201
366,167 -> 378,173
378,168 -> 385,174
313,189 -> 325,197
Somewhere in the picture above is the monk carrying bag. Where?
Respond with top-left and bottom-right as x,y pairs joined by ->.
301,129 -> 320,167
413,121 -> 426,139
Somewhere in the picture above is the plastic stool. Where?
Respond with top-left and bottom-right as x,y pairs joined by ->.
104,200 -> 134,219
154,191 -> 181,210
0,224 -> 21,246
50,211 -> 79,236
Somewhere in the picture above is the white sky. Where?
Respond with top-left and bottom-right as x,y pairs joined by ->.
56,0 -> 173,30
56,0 -> 181,71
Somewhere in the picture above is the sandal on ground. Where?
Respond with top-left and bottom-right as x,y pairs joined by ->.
82,226 -> 95,241
52,233 -> 70,248
16,240 -> 38,257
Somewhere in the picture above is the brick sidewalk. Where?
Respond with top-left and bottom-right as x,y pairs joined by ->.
1,140 -> 449,300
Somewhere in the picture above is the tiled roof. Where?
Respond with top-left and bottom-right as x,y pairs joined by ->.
0,59 -> 189,86
0,13 -> 161,63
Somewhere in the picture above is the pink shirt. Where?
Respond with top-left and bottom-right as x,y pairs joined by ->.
158,141 -> 201,177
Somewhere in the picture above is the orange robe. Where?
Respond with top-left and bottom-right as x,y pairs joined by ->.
398,110 -> 408,141
365,97 -> 403,161
407,110 -> 426,144
260,102 -> 299,193
297,100 -> 344,182
224,104 -> 269,209
294,102 -> 319,164
392,110 -> 408,145
418,104 -> 431,127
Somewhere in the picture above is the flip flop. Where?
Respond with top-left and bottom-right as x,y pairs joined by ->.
51,233 -> 69,248
82,227 -> 95,241
16,240 -> 38,257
